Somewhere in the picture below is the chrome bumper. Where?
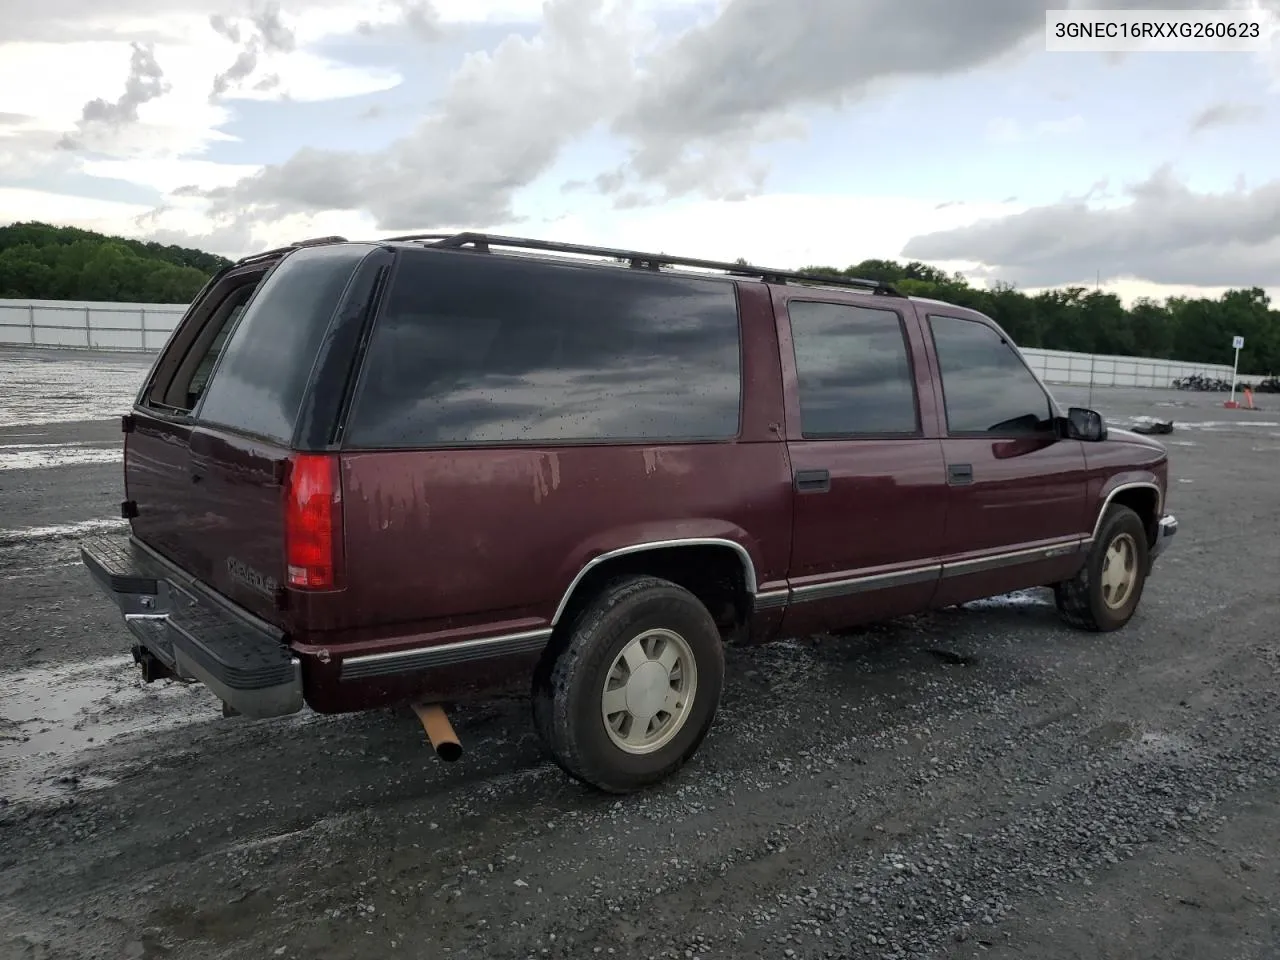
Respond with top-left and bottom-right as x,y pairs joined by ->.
1150,513 -> 1177,565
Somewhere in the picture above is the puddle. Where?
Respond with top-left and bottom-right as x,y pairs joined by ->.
956,588 -> 1053,610
1178,420 -> 1280,430
0,559 -> 79,582
0,517 -> 127,547
1122,729 -> 1197,765
0,655 -> 218,803
0,355 -> 147,427
926,648 -> 974,665
0,441 -> 122,471
1084,719 -> 1135,748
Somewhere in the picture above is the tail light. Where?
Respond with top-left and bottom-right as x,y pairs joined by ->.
284,453 -> 344,589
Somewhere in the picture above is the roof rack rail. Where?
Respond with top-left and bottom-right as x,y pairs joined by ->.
381,233 -> 454,243
384,231 -> 901,296
234,235 -> 348,266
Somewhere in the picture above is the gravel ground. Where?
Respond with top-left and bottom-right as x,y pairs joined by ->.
2,349 -> 1279,960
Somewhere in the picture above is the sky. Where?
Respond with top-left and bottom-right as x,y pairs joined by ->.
2,0 -> 1279,304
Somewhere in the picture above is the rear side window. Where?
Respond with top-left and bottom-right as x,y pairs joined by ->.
186,302 -> 245,406
344,250 -> 742,446
197,245 -> 371,443
788,301 -> 918,437
929,315 -> 1052,434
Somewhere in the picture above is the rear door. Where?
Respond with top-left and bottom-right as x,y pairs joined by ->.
920,311 -> 1088,605
776,293 -> 948,637
128,243 -> 376,624
127,264 -> 268,574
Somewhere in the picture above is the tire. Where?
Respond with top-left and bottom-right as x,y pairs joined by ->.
531,574 -> 725,793
1054,504 -> 1150,632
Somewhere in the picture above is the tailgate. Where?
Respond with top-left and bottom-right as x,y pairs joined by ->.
126,419 -> 294,627
185,426 -> 293,624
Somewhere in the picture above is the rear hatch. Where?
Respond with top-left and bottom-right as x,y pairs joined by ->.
125,242 -> 376,626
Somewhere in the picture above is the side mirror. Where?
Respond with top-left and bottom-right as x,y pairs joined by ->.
1065,406 -> 1107,441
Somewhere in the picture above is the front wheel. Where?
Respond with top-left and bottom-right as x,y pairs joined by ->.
531,575 -> 725,793
1054,504 -> 1150,631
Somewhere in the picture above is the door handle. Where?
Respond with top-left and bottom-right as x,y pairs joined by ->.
794,468 -> 831,493
947,463 -> 973,485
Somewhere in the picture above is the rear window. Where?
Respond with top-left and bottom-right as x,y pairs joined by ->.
343,250 -> 742,447
197,244 -> 371,443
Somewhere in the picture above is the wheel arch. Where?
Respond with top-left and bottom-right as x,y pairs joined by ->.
550,538 -> 759,641
1093,479 -> 1162,547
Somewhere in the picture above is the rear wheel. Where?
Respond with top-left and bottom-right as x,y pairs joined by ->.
1054,504 -> 1150,631
531,575 -> 725,793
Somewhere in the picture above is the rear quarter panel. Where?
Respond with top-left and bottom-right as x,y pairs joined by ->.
335,442 -> 793,635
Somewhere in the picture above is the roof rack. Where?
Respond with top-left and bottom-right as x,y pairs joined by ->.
234,235 -> 348,267
381,231 -> 902,296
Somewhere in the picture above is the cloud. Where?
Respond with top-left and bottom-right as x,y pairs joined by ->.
396,0 -> 443,39
209,13 -> 241,43
0,0 -> 353,44
0,38 -> 239,164
1189,101 -> 1265,132
0,131 -> 75,179
0,187 -> 153,232
209,2 -> 296,100
80,157 -> 263,193
61,41 -> 168,145
901,166 -> 1280,288
597,0 -> 1250,202
203,0 -> 638,230
358,0 -> 442,40
129,206 -> 261,257
250,3 -> 296,51
204,0 -> 1148,227
985,115 -> 1085,143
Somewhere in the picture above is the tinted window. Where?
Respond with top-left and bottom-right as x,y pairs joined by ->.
344,250 -> 741,446
198,245 -> 370,442
187,302 -> 244,406
930,315 -> 1052,434
789,301 -> 917,436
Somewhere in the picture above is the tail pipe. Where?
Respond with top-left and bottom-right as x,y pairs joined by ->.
412,703 -> 462,762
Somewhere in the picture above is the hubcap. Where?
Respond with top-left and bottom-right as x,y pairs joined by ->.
1101,532 -> 1138,610
601,628 -> 697,755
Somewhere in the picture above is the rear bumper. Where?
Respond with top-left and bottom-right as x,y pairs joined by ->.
80,534 -> 303,718
1149,513 -> 1177,567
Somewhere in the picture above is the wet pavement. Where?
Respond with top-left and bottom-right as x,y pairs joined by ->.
2,348 -> 1279,960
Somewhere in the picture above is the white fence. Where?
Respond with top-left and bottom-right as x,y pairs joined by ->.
0,297 -> 1264,388
0,298 -> 185,352
1019,347 -> 1253,388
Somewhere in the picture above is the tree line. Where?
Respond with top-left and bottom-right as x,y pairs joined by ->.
2,221 -> 1274,374
0,222 -> 230,305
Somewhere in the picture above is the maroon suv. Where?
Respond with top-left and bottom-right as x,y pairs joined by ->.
81,232 -> 1177,793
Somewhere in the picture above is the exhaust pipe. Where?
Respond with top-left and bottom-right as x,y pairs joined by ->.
412,702 -> 462,762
